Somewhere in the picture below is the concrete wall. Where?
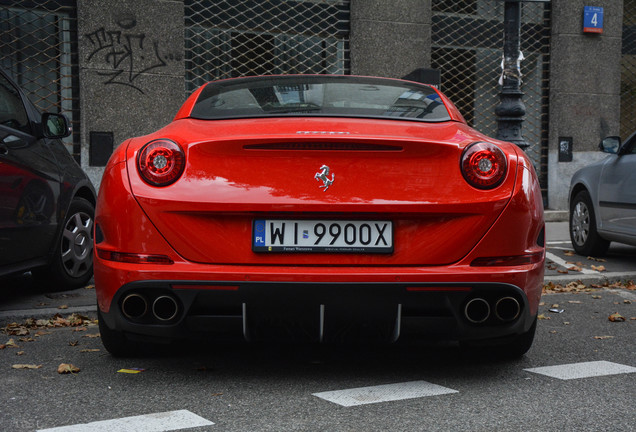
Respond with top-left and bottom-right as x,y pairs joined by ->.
350,0 -> 432,77
548,1 -> 623,210
72,0 -> 625,210
77,0 -> 185,189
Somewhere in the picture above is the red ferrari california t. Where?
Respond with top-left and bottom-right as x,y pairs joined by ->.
94,75 -> 545,357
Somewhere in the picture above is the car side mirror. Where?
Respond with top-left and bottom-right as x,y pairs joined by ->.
599,136 -> 620,154
42,113 -> 72,139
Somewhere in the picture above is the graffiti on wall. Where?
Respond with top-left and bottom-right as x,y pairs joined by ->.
84,15 -> 181,94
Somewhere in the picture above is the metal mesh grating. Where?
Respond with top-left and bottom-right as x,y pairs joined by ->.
0,0 -> 79,160
622,0 -> 636,139
432,0 -> 551,199
184,0 -> 350,94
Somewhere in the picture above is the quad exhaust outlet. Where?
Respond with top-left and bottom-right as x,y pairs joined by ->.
121,293 -> 148,320
464,296 -> 521,324
121,293 -> 180,322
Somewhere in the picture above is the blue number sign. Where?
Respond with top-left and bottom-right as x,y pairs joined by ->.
583,6 -> 604,34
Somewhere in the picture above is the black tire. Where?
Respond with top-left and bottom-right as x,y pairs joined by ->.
494,317 -> 537,359
36,197 -> 94,289
98,308 -> 139,357
461,317 -> 537,359
569,189 -> 610,256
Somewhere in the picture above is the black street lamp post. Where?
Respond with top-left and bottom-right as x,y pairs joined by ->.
495,0 -> 549,151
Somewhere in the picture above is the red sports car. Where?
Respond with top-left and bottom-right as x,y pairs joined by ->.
94,75 -> 544,357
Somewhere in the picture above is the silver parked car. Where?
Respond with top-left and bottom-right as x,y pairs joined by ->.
569,134 -> 636,256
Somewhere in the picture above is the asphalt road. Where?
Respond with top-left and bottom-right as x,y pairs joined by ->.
1,221 -> 635,431
544,222 -> 636,286
0,289 -> 634,431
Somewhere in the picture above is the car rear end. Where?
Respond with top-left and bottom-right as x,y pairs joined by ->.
94,76 -> 544,350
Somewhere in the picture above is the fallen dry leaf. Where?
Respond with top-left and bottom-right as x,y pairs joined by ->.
57,363 -> 80,374
568,266 -> 582,272
591,265 -> 606,272
82,333 -> 100,339
587,256 -> 606,262
80,349 -> 100,353
69,341 -> 79,347
72,327 -> 88,332
537,314 -> 550,320
608,313 -> 626,322
568,300 -> 582,304
593,335 -> 614,340
564,250 -> 575,256
16,351 -> 25,356
12,364 -> 42,370
57,305 -> 68,310
3,339 -> 18,348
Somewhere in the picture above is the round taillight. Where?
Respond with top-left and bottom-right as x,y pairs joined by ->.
137,139 -> 185,186
461,142 -> 507,189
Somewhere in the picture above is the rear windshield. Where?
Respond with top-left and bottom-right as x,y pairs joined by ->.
190,76 -> 451,122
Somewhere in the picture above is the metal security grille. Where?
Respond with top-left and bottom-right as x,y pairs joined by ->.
184,0 -> 350,94
0,0 -> 79,159
622,0 -> 636,138
432,0 -> 551,199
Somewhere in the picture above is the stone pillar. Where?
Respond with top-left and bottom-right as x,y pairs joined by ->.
548,1 -> 623,210
77,0 -> 185,189
350,0 -> 432,78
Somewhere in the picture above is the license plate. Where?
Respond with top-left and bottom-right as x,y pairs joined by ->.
252,220 -> 393,253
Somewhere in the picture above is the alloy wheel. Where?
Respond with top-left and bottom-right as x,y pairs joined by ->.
571,201 -> 590,247
60,211 -> 93,277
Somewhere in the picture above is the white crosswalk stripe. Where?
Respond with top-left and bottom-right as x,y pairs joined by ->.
313,380 -> 458,407
36,410 -> 214,432
524,360 -> 636,380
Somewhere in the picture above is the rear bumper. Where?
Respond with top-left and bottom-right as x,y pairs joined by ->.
98,279 -> 538,345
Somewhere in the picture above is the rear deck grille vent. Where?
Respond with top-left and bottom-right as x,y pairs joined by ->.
243,143 -> 403,151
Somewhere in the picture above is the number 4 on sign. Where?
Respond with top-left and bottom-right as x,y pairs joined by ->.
583,6 -> 603,34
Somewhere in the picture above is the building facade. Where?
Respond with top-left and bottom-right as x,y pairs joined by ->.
0,0 -> 631,210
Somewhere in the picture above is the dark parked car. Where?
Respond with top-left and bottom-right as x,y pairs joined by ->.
0,69 -> 96,288
569,134 -> 636,255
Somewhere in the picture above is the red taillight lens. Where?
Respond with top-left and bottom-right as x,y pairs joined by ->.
96,249 -> 174,264
137,139 -> 185,186
470,251 -> 544,267
461,142 -> 507,189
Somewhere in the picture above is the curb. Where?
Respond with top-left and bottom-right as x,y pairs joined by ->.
544,210 -> 568,222
0,305 -> 97,325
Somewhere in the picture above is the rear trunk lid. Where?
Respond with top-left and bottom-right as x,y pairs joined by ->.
127,117 -> 518,266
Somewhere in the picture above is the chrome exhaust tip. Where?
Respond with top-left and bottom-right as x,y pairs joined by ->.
121,293 -> 148,320
464,298 -> 490,324
495,297 -> 521,322
152,295 -> 179,321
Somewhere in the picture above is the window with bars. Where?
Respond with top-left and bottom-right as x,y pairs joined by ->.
431,0 -> 551,198
184,0 -> 350,94
0,0 -> 79,159
622,0 -> 636,139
